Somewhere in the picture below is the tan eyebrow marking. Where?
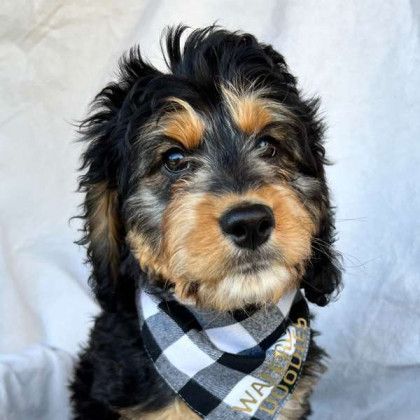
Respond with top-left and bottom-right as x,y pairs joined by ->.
161,97 -> 205,149
222,85 -> 296,136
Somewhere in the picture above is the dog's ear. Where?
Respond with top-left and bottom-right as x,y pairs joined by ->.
299,99 -> 342,307
302,209 -> 342,307
299,98 -> 342,307
263,44 -> 342,305
77,48 -> 158,310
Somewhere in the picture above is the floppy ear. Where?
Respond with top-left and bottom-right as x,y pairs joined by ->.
299,96 -> 342,306
302,208 -> 342,307
299,99 -> 342,307
262,43 -> 342,305
77,48 -> 158,310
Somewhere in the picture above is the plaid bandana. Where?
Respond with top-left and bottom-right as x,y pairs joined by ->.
137,286 -> 310,419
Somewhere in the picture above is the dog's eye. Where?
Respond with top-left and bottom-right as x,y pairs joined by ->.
255,136 -> 277,158
163,148 -> 190,173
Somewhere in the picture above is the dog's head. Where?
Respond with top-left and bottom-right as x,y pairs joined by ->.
78,26 -> 341,312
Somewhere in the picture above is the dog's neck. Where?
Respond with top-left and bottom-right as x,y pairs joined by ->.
136,283 -> 311,419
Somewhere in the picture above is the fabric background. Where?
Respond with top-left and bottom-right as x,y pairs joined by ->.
1,1 -> 419,419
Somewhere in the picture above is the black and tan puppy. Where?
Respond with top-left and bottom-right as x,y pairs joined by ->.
70,26 -> 341,420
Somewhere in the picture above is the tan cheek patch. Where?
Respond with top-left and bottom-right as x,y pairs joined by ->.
183,195 -> 236,278
128,182 -> 314,309
127,231 -> 171,280
186,185 -> 314,269
254,185 -> 315,266
162,98 -> 205,149
158,192 -> 245,303
162,193 -> 232,280
161,185 -> 314,279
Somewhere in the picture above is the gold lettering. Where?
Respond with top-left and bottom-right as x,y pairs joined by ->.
265,360 -> 286,375
251,381 -> 272,397
274,386 -> 288,399
274,348 -> 291,360
295,329 -> 305,341
232,391 -> 258,413
259,397 -> 279,415
276,383 -> 289,394
274,338 -> 293,354
296,317 -> 307,328
284,370 -> 298,385
293,344 -> 305,358
259,372 -> 277,386
290,354 -> 302,370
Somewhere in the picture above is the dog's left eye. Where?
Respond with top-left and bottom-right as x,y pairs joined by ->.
255,136 -> 277,158
163,148 -> 190,173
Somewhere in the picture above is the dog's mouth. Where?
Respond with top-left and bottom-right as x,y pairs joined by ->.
193,260 -> 296,311
234,261 -> 271,275
229,251 -> 278,274
225,245 -> 282,275
130,233 -> 297,311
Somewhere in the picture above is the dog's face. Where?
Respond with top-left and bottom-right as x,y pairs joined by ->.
126,87 -> 321,310
79,27 -> 341,312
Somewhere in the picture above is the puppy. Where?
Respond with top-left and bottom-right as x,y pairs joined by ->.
70,26 -> 341,420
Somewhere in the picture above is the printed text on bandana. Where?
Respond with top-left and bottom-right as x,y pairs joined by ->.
230,317 -> 309,416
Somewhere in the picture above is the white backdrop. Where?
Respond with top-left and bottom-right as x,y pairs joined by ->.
1,1 -> 419,419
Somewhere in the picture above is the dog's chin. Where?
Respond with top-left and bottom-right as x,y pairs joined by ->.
177,264 -> 297,312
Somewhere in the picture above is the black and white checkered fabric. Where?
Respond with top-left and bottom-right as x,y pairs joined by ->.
137,287 -> 310,419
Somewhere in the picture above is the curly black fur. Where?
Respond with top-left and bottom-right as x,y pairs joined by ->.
71,311 -> 174,419
70,25 -> 341,419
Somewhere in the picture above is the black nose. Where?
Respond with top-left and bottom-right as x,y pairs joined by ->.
219,204 -> 275,250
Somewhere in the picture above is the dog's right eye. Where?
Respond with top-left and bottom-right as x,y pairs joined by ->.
163,148 -> 190,173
